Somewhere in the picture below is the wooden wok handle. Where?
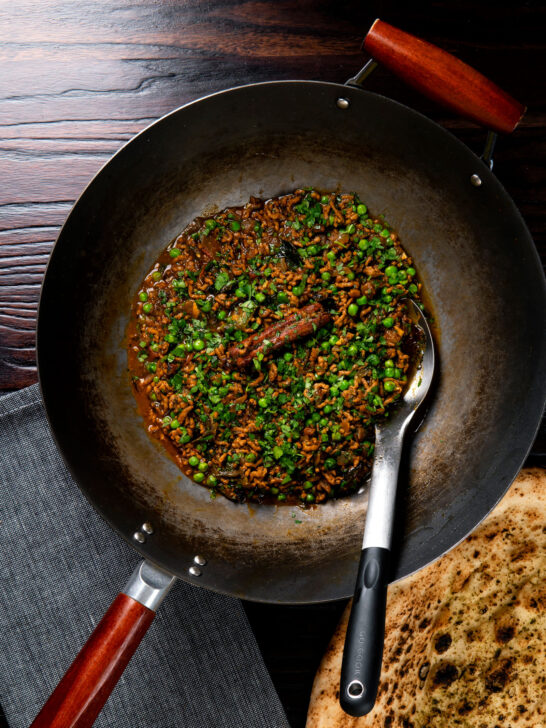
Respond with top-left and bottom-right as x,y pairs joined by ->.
30,561 -> 175,728
363,19 -> 525,133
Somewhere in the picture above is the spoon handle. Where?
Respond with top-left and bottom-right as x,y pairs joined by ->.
340,427 -> 404,716
339,546 -> 389,716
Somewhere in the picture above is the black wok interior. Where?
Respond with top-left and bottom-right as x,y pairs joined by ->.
37,82 -> 546,603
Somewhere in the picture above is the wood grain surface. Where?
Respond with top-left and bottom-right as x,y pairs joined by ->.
1,2 -> 545,727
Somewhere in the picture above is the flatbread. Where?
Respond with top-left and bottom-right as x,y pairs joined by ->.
307,468 -> 546,728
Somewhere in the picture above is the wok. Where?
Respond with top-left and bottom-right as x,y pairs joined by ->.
32,20 -> 546,728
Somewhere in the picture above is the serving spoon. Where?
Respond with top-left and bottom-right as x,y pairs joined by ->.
340,299 -> 435,717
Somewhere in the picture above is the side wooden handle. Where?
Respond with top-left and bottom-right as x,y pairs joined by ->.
30,593 -> 155,728
363,19 -> 525,133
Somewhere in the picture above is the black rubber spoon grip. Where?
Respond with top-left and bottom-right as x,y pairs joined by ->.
340,546 -> 390,717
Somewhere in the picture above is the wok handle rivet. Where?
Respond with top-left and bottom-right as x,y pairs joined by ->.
470,174 -> 482,187
133,531 -> 146,544
337,97 -> 350,110
194,555 -> 207,566
189,565 -> 202,577
141,522 -> 154,535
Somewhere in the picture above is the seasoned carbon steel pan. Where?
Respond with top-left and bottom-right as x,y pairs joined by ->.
32,20 -> 546,728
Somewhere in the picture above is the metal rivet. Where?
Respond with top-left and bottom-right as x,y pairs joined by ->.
133,531 -> 146,543
194,555 -> 207,566
470,174 -> 482,187
141,522 -> 154,535
336,97 -> 350,110
189,565 -> 202,577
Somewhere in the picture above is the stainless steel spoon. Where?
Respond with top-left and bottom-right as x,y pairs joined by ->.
340,299 -> 435,717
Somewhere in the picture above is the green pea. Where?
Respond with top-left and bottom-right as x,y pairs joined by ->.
384,381 -> 396,392
326,251 -> 336,263
330,386 -> 339,397
188,455 -> 199,467
346,270 -> 355,281
169,419 -> 179,429
169,248 -> 180,258
346,223 -> 356,235
358,239 -> 368,251
384,367 -> 395,378
278,292 -> 289,304
329,334 -> 338,345
138,291 -> 148,302
195,461 -> 207,473
393,368 -> 402,379
277,493 -> 287,501
180,434 -> 191,444
356,203 -> 367,215
303,481 -> 314,490
407,267 -> 416,277
207,475 -> 217,486
246,452 -> 257,462
142,303 -> 153,314
217,310 -> 227,320
149,392 -> 157,401
255,292 -> 266,303
194,472 -> 205,483
383,295 -> 393,303
258,398 -> 268,408
165,333 -> 176,343
356,295 -> 368,306
384,359 -> 394,368
308,245 -> 319,256
235,288 -> 246,298
382,317 -> 394,328
385,265 -> 398,277
380,228 -> 390,238
409,283 -> 418,294
320,341 -> 330,351
270,486 -> 279,495
348,303 -> 359,317
146,362 -> 157,373
332,431 -> 342,441
321,195 -> 329,204
367,354 -> 380,366
306,493 -> 315,502
283,352 -> 293,361
230,220 -> 241,232
193,339 -> 205,351
152,270 -> 161,281
348,344 -> 358,357
388,276 -> 398,286
339,380 -> 350,391
321,271 -> 331,282
201,300 -> 212,312
292,285 -> 304,296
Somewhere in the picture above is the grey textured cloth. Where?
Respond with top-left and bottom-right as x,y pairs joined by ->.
0,385 -> 290,728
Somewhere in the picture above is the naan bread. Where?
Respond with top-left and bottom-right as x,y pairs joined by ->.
307,468 -> 545,728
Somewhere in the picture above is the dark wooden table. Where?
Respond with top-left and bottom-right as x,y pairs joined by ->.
2,2 -> 545,726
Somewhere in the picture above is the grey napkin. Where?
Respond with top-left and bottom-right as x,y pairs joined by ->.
0,385 -> 290,728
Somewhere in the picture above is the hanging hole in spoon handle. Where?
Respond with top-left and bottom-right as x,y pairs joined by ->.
340,546 -> 389,717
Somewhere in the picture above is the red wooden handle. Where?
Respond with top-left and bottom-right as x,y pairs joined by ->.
363,19 -> 525,133
30,594 -> 155,728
